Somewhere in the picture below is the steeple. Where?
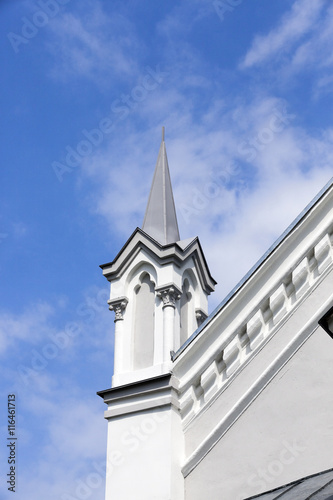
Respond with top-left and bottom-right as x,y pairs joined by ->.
142,127 -> 180,245
98,126 -> 216,500
100,127 -> 216,387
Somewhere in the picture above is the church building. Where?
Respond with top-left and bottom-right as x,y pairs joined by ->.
98,129 -> 333,499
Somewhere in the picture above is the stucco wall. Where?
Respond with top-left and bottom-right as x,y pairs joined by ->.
105,405 -> 184,500
185,326 -> 333,500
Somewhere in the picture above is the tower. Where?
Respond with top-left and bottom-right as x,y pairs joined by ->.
100,128 -> 216,388
98,129 -> 216,499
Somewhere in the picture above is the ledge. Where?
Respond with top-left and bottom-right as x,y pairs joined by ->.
97,373 -> 171,401
97,374 -> 177,419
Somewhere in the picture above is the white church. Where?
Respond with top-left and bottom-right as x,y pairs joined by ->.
97,130 -> 333,500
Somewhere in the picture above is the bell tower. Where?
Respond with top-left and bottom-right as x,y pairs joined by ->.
98,129 -> 216,500
100,128 -> 216,387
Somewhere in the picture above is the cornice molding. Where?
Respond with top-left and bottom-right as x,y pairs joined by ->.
100,228 -> 216,294
97,374 -> 179,419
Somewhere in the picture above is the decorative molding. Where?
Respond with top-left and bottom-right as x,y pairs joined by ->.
175,227 -> 333,428
100,228 -> 216,294
195,309 -> 207,327
181,301 -> 333,478
156,284 -> 182,308
97,374 -> 178,419
107,297 -> 128,321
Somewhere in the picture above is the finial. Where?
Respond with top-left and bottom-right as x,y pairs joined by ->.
162,126 -> 165,142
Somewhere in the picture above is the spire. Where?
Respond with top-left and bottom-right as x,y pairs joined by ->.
142,128 -> 180,245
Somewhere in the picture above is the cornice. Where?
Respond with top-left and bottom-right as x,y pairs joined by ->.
97,374 -> 179,419
100,227 -> 216,294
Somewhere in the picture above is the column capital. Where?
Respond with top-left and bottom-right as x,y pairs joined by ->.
108,297 -> 129,321
156,284 -> 182,308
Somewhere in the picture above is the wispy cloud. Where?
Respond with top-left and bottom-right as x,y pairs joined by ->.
47,1 -> 140,84
240,0 -> 326,69
15,389 -> 106,500
156,0 -> 213,39
290,4 -> 333,74
0,302 -> 55,355
239,0 -> 333,99
73,87 -> 332,307
0,292 -> 109,500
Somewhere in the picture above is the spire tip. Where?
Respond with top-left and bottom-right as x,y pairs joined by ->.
142,127 -> 180,245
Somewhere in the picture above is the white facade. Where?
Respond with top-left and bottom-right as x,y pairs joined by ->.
98,134 -> 333,499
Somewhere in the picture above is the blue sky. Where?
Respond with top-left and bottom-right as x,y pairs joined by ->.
1,0 -> 333,498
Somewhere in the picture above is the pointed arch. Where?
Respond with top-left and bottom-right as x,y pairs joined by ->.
133,272 -> 155,370
180,269 -> 199,346
125,261 -> 157,294
180,278 -> 192,346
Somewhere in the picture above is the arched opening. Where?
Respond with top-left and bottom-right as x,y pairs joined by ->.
180,278 -> 192,346
133,273 -> 155,370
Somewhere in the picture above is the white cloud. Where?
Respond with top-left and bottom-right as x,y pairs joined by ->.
21,474 -> 105,500
0,285 -> 113,397
204,167 -> 332,310
239,1 -> 333,98
289,4 -> 333,81
0,300 -> 111,499
0,302 -> 55,354
293,7 -> 333,63
75,90 -> 333,310
240,0 -> 326,69
156,0 -> 214,39
15,388 -> 107,500
0,303 -> 109,499
47,1 -> 140,84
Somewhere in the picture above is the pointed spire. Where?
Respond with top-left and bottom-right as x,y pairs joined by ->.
142,128 -> 180,245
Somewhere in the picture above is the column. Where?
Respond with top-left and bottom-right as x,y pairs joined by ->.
156,285 -> 182,362
107,297 -> 128,374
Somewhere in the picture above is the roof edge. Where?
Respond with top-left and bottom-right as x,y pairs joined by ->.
244,466 -> 333,499
172,176 -> 333,361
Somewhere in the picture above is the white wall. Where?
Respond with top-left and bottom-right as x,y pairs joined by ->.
105,405 -> 184,500
185,326 -> 333,499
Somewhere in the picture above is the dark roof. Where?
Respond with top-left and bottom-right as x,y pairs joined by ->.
244,468 -> 333,500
